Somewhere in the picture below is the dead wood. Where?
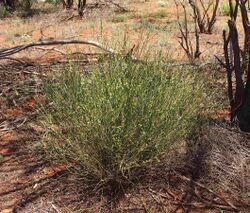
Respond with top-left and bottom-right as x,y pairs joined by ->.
222,0 -> 250,131
0,40 -> 116,59
175,0 -> 201,61
188,0 -> 219,34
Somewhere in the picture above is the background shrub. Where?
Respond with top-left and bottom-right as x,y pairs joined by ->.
45,0 -> 60,6
111,14 -> 127,23
219,2 -> 232,16
0,5 -> 10,18
42,56 -> 207,187
15,0 -> 32,16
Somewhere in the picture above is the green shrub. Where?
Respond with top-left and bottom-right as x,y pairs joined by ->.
133,20 -> 177,32
42,56 -> 207,187
219,2 -> 232,16
0,5 -> 10,18
111,15 -> 127,23
152,10 -> 167,18
14,0 -> 32,17
157,0 -> 168,7
45,0 -> 60,6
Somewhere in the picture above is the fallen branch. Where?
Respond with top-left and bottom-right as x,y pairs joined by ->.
0,39 -> 218,70
0,40 -> 116,59
0,57 -> 30,65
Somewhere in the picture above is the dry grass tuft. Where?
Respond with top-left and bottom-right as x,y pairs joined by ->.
200,123 -> 250,202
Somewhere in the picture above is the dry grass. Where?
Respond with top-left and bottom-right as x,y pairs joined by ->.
198,123 -> 250,203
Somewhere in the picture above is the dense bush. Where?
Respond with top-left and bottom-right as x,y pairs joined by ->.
0,0 -> 32,17
0,4 -> 10,17
219,2 -> 233,16
16,0 -> 32,16
42,56 -> 207,186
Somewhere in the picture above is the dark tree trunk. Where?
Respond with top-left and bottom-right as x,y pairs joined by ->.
78,0 -> 86,16
237,94 -> 250,131
223,0 -> 250,132
66,0 -> 73,9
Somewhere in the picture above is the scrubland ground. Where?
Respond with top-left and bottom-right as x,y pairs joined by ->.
0,0 -> 250,212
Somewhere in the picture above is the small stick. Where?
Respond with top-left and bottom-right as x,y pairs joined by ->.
171,201 -> 238,211
51,203 -> 62,213
176,174 -> 238,211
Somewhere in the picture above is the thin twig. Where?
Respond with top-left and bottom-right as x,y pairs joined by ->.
171,201 -> 239,211
176,174 -> 238,211
51,203 -> 62,213
33,47 -> 66,55
0,57 -> 31,65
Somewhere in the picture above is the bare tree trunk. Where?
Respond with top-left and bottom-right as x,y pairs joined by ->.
223,0 -> 250,131
189,0 -> 219,34
207,0 -> 220,33
61,0 -> 73,9
66,0 -> 73,9
78,0 -> 86,16
175,0 -> 201,61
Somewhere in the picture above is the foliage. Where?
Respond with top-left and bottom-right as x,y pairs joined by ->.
111,14 -> 127,23
1,0 -> 33,17
45,0 -> 60,5
219,1 -> 231,16
15,0 -> 32,16
133,20 -> 177,33
42,56 -> 208,187
0,5 -> 10,18
157,0 -> 168,7
152,9 -> 167,18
